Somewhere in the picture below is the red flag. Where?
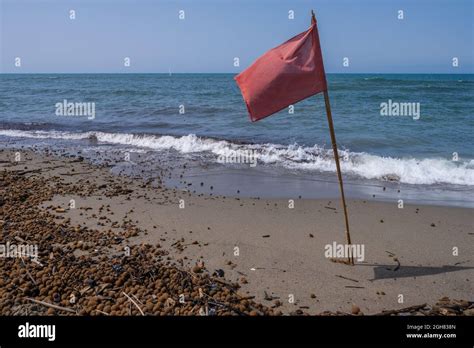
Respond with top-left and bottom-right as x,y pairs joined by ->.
235,14 -> 327,122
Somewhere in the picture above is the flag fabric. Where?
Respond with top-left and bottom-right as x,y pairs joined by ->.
235,14 -> 327,122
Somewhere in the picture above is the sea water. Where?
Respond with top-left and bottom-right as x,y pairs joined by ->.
1,73 -> 473,206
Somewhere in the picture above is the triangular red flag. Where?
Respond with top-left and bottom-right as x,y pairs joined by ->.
235,14 -> 327,122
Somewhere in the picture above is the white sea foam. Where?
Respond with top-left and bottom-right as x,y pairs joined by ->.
1,129 -> 473,186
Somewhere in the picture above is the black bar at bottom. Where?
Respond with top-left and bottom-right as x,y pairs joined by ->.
0,316 -> 472,346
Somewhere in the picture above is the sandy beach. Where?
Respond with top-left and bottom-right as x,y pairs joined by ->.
1,148 -> 472,316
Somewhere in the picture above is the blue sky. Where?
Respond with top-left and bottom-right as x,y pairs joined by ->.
1,0 -> 473,73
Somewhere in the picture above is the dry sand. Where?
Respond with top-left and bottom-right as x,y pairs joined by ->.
1,148 -> 472,315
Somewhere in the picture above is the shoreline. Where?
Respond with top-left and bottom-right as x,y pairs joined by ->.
1,134 -> 472,209
165,164 -> 474,208
0,148 -> 473,315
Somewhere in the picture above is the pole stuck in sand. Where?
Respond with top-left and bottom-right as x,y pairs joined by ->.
322,89 -> 354,265
311,9 -> 353,265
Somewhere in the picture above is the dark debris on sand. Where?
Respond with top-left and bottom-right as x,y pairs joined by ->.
0,171 -> 273,316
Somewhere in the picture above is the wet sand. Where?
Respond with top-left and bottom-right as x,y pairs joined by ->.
0,148 -> 473,315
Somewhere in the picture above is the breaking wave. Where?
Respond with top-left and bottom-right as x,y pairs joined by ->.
1,129 -> 473,186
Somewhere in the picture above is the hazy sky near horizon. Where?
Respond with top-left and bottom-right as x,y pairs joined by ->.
1,0 -> 473,73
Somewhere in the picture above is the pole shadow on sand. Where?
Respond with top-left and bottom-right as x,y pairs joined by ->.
355,263 -> 474,281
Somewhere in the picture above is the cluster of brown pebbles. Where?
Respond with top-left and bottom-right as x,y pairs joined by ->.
0,170 -> 274,316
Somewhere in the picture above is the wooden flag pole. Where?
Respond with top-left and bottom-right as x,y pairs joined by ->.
312,9 -> 353,264
322,90 -> 354,265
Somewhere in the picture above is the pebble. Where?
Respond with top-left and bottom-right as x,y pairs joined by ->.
351,304 -> 361,315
